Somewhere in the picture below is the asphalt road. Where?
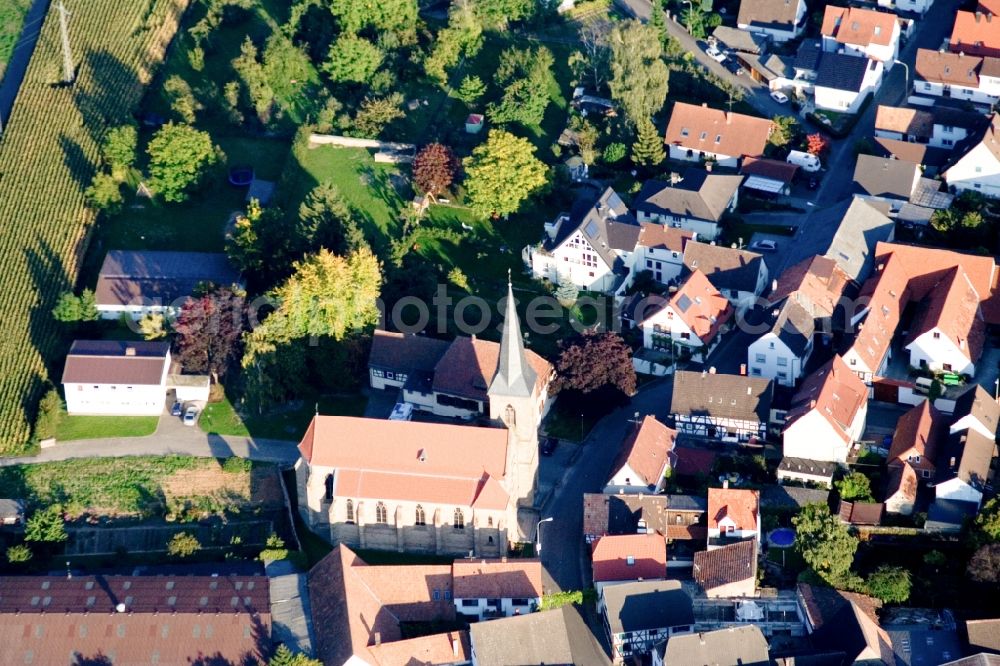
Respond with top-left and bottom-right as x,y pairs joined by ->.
538,378 -> 672,592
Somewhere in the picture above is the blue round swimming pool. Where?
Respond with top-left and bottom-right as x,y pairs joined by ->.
769,528 -> 796,548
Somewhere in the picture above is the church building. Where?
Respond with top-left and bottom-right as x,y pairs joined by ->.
295,282 -> 550,556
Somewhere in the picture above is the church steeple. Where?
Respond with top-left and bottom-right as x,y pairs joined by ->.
489,273 -> 537,399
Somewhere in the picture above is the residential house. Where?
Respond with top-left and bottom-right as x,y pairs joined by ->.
777,457 -> 837,487
468,606 -> 611,666
767,255 -> 853,336
711,25 -> 770,55
682,241 -> 768,313
367,330 -> 449,391
0,499 -> 24,526
782,355 -> 868,464
629,223 -> 695,288
821,6 -> 901,64
308,545 -> 469,666
915,49 -> 1000,106
967,617 -> 1000,654
591,533 -> 667,600
874,105 -> 987,151
639,270 -> 734,361
949,384 -> 1000,440
933,385 -> 999,508
791,40 -> 823,93
527,187 -> 640,292
452,559 -> 543,621
0,573 -> 270,666
796,584 -> 893,664
740,156 -> 799,198
885,401 -> 946,515
707,486 -> 760,550
663,102 -> 773,168
944,114 -> 1000,198
94,250 -> 240,320
654,626 -> 770,666
838,500 -> 886,526
843,242 -> 996,382
602,581 -> 694,662
605,415 -> 677,494
670,371 -> 773,442
633,170 -> 743,240
876,0 -> 934,15
814,52 -> 884,113
62,340 -> 171,416
582,493 -> 708,547
737,0 -> 807,42
747,300 -> 815,387
693,539 -> 757,598
852,154 -> 921,202
951,10 -> 1000,57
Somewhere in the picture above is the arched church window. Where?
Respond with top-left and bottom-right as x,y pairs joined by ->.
415,504 -> 426,526
504,404 -> 516,427
376,502 -> 388,524
453,508 -> 465,529
345,499 -> 354,524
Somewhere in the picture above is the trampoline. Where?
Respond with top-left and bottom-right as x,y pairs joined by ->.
768,528 -> 796,548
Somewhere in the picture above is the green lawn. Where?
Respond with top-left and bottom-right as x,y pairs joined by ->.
543,401 -> 602,442
200,392 -> 368,441
56,414 -> 159,441
0,0 -> 29,79
767,546 -> 806,571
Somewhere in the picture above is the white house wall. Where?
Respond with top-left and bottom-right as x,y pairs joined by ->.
529,232 -> 619,292
934,478 -> 983,506
637,210 -> 720,241
917,79 -> 999,106
905,330 -> 976,376
748,334 -> 807,387
64,382 -> 166,416
667,145 -> 738,169
946,143 -> 1000,199
783,410 -> 851,463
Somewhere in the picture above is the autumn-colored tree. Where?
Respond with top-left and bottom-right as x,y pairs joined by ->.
551,331 -> 637,396
463,129 -> 548,218
806,133 -> 830,156
174,286 -> 247,379
969,543 -> 1000,583
413,143 -> 460,197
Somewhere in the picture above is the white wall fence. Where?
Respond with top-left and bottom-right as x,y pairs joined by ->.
307,134 -> 417,163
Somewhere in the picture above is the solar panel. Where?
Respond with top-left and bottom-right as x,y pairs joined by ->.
676,294 -> 692,313
585,220 -> 599,238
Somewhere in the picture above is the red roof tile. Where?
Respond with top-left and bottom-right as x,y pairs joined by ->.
741,156 -> 799,184
636,223 -> 696,251
610,416 -> 677,488
785,356 -> 867,444
951,10 -> 1000,57
708,488 -> 759,531
664,102 -> 773,160
432,337 -> 551,402
452,559 -> 543,599
591,534 -> 667,583
905,266 -> 986,363
693,539 -> 757,591
665,269 -> 734,343
673,446 -> 718,477
822,5 -> 897,48
889,401 -> 945,473
769,255 -> 852,319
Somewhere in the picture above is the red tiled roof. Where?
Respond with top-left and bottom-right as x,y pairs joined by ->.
673,446 -> 718,477
981,0 -> 1000,14
741,156 -> 799,184
664,102 -> 773,160
666,269 -> 734,344
591,534 -> 667,583
889,401 -> 944,473
886,462 -> 918,505
368,632 -> 470,665
822,5 -> 897,48
951,10 -> 1000,57
769,255 -> 852,319
636,222 -> 696,251
905,266 -> 986,363
667,524 -> 709,540
838,500 -> 885,525
708,488 -> 759,531
693,539 -> 756,591
916,48 -> 984,87
609,416 -> 677,487
452,559 -> 543,599
432,336 -> 551,402
785,356 -> 867,444
62,340 -> 170,386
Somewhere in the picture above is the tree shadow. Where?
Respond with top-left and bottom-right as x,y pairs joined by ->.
59,134 -> 97,192
72,49 -> 142,147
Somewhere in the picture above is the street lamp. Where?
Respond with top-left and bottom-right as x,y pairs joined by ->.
536,517 -> 554,555
682,0 -> 693,33
994,377 -> 998,400
893,59 -> 910,95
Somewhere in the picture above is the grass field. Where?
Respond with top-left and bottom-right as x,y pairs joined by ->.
200,393 -> 368,440
0,0 -> 29,79
56,414 -> 159,441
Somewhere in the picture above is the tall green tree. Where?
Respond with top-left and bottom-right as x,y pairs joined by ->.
32,388 -> 63,443
232,37 -> 275,124
836,472 -> 874,502
424,0 -> 483,83
463,130 -> 549,219
25,506 -> 68,543
487,46 -> 557,128
52,289 -> 98,323
608,20 -> 669,126
85,173 -> 124,213
793,502 -> 859,585
473,0 -> 536,29
631,117 -> 665,166
866,566 -> 911,603
146,123 -> 222,203
296,182 -> 364,255
329,0 -> 418,37
101,124 -> 138,178
164,75 -> 200,123
270,644 -> 322,666
323,34 -> 384,84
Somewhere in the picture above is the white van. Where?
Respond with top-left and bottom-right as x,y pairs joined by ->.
389,402 -> 414,421
786,150 -> 821,172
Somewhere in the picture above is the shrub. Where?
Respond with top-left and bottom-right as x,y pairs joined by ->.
167,532 -> 201,558
603,142 -> 626,164
6,544 -> 32,563
26,506 -> 68,543
32,388 -> 63,442
85,173 -> 124,213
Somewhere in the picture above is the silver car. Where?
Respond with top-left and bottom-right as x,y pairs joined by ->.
183,406 -> 199,426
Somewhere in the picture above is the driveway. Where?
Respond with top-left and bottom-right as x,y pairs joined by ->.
538,378 -> 672,592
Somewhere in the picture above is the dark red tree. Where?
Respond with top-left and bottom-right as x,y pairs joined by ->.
412,143 -> 459,197
806,133 -> 830,156
173,286 -> 247,379
969,543 -> 1000,583
551,331 -> 637,396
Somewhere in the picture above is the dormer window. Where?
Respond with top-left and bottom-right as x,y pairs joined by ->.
700,131 -> 708,140
681,128 -> 690,137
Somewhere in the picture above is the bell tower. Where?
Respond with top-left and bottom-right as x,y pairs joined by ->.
489,275 -> 541,508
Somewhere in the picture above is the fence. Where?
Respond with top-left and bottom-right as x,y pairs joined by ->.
65,519 -> 275,556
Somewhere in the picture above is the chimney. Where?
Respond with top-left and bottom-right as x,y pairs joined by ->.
453,638 -> 460,658
124,346 -> 136,357
950,456 -> 957,468
747,386 -> 752,395
670,172 -> 682,185
723,479 -> 729,489
740,363 -> 747,376
115,603 -> 126,613
810,399 -> 817,409
771,279 -> 778,291
709,366 -> 717,374
702,102 -> 708,108
375,632 -> 382,647
501,556 -> 507,563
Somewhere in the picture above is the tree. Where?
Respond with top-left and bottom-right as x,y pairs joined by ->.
487,46 -> 556,128
164,75 -> 200,123
551,331 -> 637,396
457,75 -> 486,105
329,0 -> 417,36
269,645 -> 322,666
473,0 -> 536,29
352,93 -> 404,138
603,142 -> 627,164
576,120 -> 599,165
85,173 -> 123,213
424,0 -> 483,83
930,208 -> 958,234
973,497 -> 1000,544
52,289 -> 98,323
33,388 -> 63,442
769,115 -> 799,148
101,124 -> 138,178
232,37 -> 274,124
806,133 -> 829,156
866,565 -> 911,603
25,506 -> 68,543
631,117 -> 665,166
836,471 -> 873,502
608,20 -> 669,126
323,34 -> 383,84
793,502 -> 859,584
961,210 -> 985,229
147,123 -> 222,203
295,182 -> 363,256
174,287 -> 247,378
6,543 -> 32,563
262,33 -> 315,103
463,130 -> 548,219
167,532 -> 201,558
139,313 -> 168,340
413,144 -> 460,197
577,17 -> 611,90
969,543 -> 1000,583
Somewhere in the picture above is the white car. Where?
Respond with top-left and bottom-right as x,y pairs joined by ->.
706,46 -> 727,63
770,90 -> 789,104
389,402 -> 414,421
183,406 -> 199,426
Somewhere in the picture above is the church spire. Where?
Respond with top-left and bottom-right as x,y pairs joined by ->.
489,272 -> 537,398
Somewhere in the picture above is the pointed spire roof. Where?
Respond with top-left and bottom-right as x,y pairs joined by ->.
489,275 -> 538,398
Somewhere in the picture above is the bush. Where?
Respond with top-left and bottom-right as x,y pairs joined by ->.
221,457 -> 251,474
85,173 -> 124,213
167,532 -> 201,558
6,544 -> 32,563
33,388 -> 63,442
540,588 -> 596,610
603,142 -> 626,164
52,289 -> 99,323
866,565 -> 911,603
26,506 -> 68,543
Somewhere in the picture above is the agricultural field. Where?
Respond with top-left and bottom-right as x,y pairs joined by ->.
0,0 -> 30,79
0,0 -> 188,455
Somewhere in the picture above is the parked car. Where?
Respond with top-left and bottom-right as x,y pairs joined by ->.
541,437 -> 558,456
723,56 -> 743,75
750,239 -> 778,252
770,90 -> 789,104
786,150 -> 822,172
183,406 -> 199,427
170,401 -> 183,417
706,46 -> 727,63
389,402 -> 414,421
